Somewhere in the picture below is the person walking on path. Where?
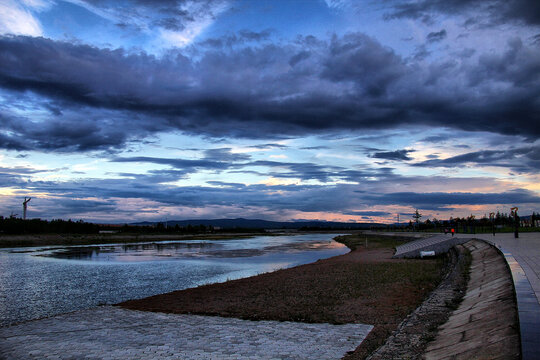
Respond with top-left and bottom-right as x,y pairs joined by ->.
451,228 -> 455,237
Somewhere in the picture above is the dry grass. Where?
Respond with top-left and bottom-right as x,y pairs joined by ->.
120,233 -> 447,358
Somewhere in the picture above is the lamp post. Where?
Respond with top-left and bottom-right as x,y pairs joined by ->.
511,207 -> 519,239
489,212 -> 495,236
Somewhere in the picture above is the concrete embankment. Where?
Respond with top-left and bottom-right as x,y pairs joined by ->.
424,240 -> 520,359
369,238 -> 521,359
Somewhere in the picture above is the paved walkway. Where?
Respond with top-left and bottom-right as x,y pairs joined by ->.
454,232 -> 540,359
455,232 -> 540,304
424,240 -> 520,359
392,231 -> 540,358
0,307 -> 373,360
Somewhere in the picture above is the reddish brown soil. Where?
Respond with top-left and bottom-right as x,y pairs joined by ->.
119,246 -> 444,359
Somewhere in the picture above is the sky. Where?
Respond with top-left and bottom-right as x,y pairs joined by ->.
0,0 -> 539,224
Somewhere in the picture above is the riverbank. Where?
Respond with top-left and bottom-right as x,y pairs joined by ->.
119,234 -> 449,358
2,234 -> 522,359
0,232 -> 270,248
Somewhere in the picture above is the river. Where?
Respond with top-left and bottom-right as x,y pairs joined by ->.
0,233 -> 348,326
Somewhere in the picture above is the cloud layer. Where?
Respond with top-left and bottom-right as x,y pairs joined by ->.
1,0 -> 539,223
0,31 -> 539,154
386,0 -> 540,26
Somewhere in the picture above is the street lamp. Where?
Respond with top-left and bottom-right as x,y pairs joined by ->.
489,212 -> 495,236
510,207 -> 519,239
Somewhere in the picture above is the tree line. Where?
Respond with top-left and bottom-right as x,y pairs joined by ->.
400,210 -> 540,233
0,217 -> 100,234
0,216 -> 267,235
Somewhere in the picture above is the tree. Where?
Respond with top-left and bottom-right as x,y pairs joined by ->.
155,222 -> 165,231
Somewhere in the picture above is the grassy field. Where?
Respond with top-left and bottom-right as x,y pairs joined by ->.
120,233 -> 447,359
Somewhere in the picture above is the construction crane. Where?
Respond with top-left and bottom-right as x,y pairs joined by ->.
23,197 -> 31,220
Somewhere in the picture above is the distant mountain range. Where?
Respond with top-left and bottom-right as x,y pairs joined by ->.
131,218 -> 381,229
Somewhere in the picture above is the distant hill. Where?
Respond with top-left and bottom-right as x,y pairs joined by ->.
131,218 -> 379,229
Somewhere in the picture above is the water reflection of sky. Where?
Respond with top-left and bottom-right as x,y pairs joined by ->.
29,235 -> 345,262
0,234 -> 348,327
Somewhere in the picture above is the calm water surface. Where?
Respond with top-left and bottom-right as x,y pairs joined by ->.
0,233 -> 347,326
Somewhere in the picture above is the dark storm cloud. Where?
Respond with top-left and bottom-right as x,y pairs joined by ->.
83,0 -> 227,34
468,38 -> 540,87
57,199 -> 116,212
426,30 -> 447,43
370,149 -> 414,161
420,134 -> 473,148
78,181 -> 360,213
199,29 -> 273,48
0,166 -> 67,189
385,0 -> 540,26
117,169 -> 190,183
206,181 -> 246,188
242,160 -> 345,182
15,197 -> 123,220
421,134 -> 450,142
203,148 -> 251,162
0,129 -> 28,151
413,146 -> 540,171
112,156 -> 232,171
289,50 -> 311,67
412,45 -> 430,60
455,48 -> 476,59
322,33 -> 406,97
344,210 -> 391,217
0,173 -> 26,187
111,148 -> 249,176
300,146 -> 329,150
238,161 -> 395,183
247,143 -> 288,150
11,174 -> 540,220
238,29 -> 273,42
0,32 -> 539,154
112,150 -> 394,184
111,155 -> 333,182
0,166 -> 48,175
0,112 -> 132,152
361,189 -> 540,210
155,17 -> 185,32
